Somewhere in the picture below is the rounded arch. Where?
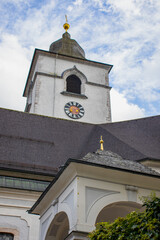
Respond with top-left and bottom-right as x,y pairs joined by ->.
0,216 -> 28,240
45,212 -> 69,240
96,201 -> 142,224
86,193 -> 143,225
62,66 -> 87,94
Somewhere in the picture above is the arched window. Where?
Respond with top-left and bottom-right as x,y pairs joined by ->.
0,233 -> 14,240
66,75 -> 81,94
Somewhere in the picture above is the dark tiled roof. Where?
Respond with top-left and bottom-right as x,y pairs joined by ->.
29,149 -> 160,213
101,116 -> 160,160
81,150 -> 160,176
0,108 -> 160,175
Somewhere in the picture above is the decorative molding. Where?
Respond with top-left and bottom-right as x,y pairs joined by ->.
0,228 -> 19,240
23,49 -> 113,97
61,65 -> 87,83
62,66 -> 87,95
125,185 -> 138,191
61,91 -> 88,99
52,198 -> 58,206
35,71 -> 62,79
0,215 -> 29,240
34,78 -> 41,113
0,197 -> 36,208
86,81 -> 112,89
30,71 -> 62,96
85,187 -> 119,221
125,185 -> 138,202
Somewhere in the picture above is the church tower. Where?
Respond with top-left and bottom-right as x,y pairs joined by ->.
23,18 -> 113,124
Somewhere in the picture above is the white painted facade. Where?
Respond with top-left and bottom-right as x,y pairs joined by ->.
0,188 -> 41,240
33,162 -> 160,240
2,32 -> 160,240
25,51 -> 112,124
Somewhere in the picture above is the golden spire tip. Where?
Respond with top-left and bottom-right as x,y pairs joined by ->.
63,15 -> 70,32
100,136 -> 104,151
65,15 -> 68,22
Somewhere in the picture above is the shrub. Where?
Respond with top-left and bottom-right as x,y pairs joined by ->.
89,195 -> 160,240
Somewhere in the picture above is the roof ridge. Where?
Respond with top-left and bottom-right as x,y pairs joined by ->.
96,125 -> 147,160
103,114 -> 160,124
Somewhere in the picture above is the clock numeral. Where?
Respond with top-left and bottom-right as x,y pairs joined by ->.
68,112 -> 73,117
76,102 -> 80,108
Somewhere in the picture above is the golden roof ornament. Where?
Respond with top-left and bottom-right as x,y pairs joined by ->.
63,15 -> 70,32
100,136 -> 104,151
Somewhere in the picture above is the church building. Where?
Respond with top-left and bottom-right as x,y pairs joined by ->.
0,19 -> 160,240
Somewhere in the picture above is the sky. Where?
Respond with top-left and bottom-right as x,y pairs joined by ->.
0,0 -> 160,122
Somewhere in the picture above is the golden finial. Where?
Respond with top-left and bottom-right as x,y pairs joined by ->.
100,136 -> 104,151
63,15 -> 70,32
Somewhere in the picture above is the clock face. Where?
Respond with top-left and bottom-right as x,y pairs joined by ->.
64,101 -> 85,119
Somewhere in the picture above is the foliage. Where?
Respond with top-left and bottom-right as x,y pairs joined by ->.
89,195 -> 160,240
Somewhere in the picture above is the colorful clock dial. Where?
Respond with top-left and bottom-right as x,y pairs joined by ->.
64,101 -> 85,119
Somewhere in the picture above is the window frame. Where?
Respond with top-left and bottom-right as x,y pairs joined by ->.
62,66 -> 87,95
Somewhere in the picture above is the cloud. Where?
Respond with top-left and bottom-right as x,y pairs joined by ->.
111,89 -> 145,122
73,0 -> 83,5
0,34 -> 30,110
0,0 -> 160,121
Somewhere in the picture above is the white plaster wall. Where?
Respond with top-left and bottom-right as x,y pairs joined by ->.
36,56 -> 108,86
39,178 -> 78,240
32,75 -> 54,117
0,188 -> 40,240
75,177 -> 127,232
39,174 -> 154,235
29,54 -> 111,123
37,163 -> 160,239
74,176 -> 160,233
58,177 -> 78,231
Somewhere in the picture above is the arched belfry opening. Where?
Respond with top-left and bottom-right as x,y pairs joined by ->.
96,201 -> 142,224
66,74 -> 81,94
45,212 -> 69,240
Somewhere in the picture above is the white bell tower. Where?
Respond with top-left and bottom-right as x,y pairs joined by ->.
23,19 -> 113,124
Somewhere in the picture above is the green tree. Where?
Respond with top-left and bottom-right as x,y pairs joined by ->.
89,195 -> 160,240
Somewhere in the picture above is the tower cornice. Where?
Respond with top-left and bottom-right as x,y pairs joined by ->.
23,48 -> 113,97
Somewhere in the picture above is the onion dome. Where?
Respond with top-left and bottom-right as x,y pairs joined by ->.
49,16 -> 85,59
